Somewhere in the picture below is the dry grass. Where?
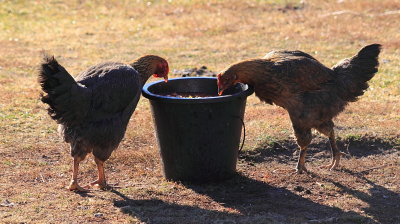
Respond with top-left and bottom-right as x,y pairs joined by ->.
1,0 -> 399,223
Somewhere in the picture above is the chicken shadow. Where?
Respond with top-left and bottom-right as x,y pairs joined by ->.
112,189 -> 240,224
182,174 -> 377,223
313,169 -> 400,224
240,135 -> 398,164
112,174 -> 372,224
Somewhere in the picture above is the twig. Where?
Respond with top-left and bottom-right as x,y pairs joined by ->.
40,174 -> 46,182
272,168 -> 293,174
356,164 -> 390,174
345,141 -> 352,157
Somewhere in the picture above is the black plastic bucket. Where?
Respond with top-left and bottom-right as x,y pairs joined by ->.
142,77 -> 254,183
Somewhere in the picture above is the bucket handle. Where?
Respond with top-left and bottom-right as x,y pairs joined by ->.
234,115 -> 246,153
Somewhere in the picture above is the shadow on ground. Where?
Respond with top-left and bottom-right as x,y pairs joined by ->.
315,169 -> 400,224
112,174 -> 372,224
111,136 -> 398,224
240,135 -> 399,164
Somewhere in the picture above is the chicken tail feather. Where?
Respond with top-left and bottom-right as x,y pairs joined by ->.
332,44 -> 381,102
38,54 -> 89,126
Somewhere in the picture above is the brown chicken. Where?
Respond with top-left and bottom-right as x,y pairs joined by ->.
39,55 -> 169,191
217,44 -> 381,173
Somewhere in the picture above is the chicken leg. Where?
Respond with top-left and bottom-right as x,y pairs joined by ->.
315,122 -> 346,170
321,131 -> 346,170
292,124 -> 312,174
86,157 -> 110,190
68,155 -> 88,192
295,147 -> 308,174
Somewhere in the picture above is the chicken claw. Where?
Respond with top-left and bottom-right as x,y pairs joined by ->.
294,164 -> 308,174
85,180 -> 110,190
320,152 -> 346,170
69,181 -> 89,192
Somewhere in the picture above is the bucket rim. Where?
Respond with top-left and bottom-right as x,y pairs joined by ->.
142,77 -> 254,103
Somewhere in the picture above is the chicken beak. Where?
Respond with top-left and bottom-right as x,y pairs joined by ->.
218,84 -> 226,95
217,74 -> 223,95
153,74 -> 168,83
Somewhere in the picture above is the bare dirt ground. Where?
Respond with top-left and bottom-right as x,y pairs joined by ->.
112,136 -> 400,224
1,132 -> 398,223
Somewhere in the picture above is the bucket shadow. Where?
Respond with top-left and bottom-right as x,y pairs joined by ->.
240,136 -> 398,164
112,174 -> 373,223
112,189 -> 241,224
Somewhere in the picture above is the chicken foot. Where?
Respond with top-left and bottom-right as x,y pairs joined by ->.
85,157 -> 110,190
295,147 -> 308,174
320,131 -> 346,170
68,155 -> 89,192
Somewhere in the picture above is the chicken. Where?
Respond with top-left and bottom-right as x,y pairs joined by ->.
38,55 -> 169,191
217,44 -> 381,173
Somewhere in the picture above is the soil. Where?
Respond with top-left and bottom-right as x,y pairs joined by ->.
1,131 -> 398,223
171,66 -> 217,77
107,136 -> 399,223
